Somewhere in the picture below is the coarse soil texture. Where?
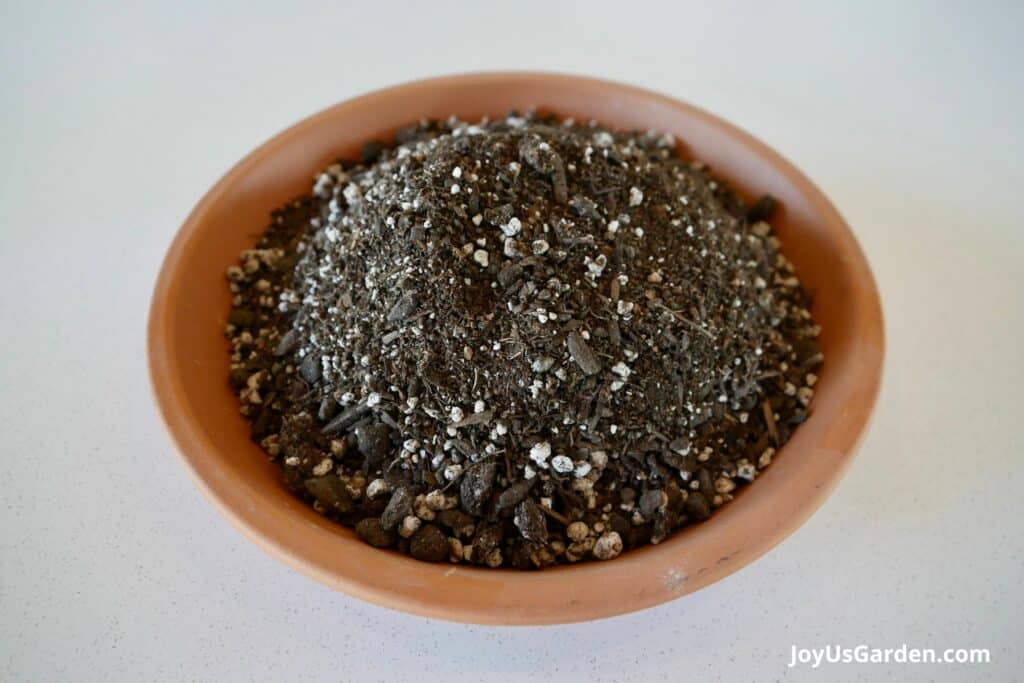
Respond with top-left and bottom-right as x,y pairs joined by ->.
224,113 -> 822,568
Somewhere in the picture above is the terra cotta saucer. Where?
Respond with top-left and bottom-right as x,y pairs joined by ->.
148,73 -> 884,624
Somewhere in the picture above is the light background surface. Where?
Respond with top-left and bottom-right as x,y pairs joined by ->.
2,1 -> 1022,681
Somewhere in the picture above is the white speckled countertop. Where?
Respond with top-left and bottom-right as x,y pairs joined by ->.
2,2 -> 1021,681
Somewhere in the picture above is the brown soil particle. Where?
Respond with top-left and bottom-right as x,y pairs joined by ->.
409,524 -> 449,562
224,112 -> 822,568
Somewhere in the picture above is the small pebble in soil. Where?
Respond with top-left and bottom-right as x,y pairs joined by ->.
593,532 -> 624,560
410,524 -> 450,562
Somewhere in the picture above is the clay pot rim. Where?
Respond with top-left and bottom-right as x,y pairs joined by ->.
148,72 -> 884,625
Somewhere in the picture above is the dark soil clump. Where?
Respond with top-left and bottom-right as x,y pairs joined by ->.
224,112 -> 822,567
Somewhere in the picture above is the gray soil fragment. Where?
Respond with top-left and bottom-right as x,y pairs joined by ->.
451,410 -> 492,428
460,461 -> 497,516
607,319 -> 621,347
567,331 -> 601,375
519,134 -> 567,203
551,166 -> 568,203
387,293 -> 418,323
274,329 -> 300,357
495,478 -> 533,512
513,499 -> 548,543
570,195 -> 602,220
497,264 -> 522,288
639,489 -> 664,518
483,203 -> 514,226
317,396 -> 337,422
651,515 -> 673,544
381,487 -> 415,529
299,353 -> 321,384
668,436 -> 690,455
354,422 -> 393,465
322,404 -> 371,435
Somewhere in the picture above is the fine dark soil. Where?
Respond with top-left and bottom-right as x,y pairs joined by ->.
224,112 -> 822,568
